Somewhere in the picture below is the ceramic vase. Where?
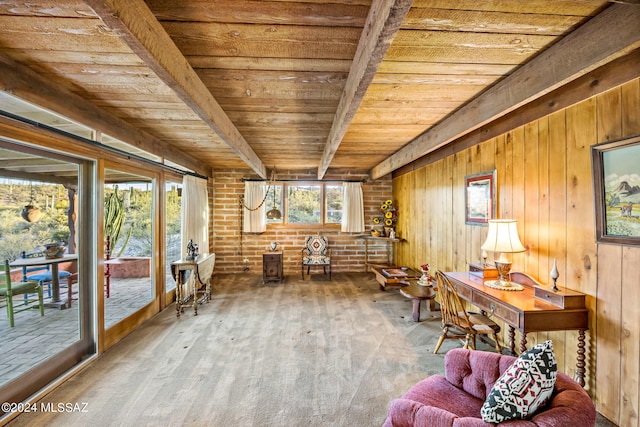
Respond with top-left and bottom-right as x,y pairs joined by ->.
418,269 -> 431,286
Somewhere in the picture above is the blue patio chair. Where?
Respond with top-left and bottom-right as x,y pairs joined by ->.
20,251 -> 71,299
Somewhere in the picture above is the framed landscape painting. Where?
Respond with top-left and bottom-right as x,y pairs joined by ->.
592,135 -> 640,246
465,170 -> 496,225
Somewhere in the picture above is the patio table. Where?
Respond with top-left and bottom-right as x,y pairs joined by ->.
10,254 -> 78,309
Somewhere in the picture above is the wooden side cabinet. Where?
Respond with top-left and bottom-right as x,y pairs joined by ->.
263,251 -> 283,283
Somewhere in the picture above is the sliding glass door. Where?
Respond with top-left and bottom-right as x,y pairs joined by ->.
0,141 -> 96,409
102,162 -> 159,347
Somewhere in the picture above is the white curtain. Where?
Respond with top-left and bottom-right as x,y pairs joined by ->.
243,181 -> 267,233
341,182 -> 364,233
181,175 -> 210,257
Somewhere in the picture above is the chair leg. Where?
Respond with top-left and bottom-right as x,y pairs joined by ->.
38,287 -> 44,317
434,327 -> 447,354
6,293 -> 15,328
493,333 -> 502,352
463,333 -> 474,349
67,275 -> 74,308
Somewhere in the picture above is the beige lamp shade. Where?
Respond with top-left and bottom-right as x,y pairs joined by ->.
481,219 -> 525,257
481,219 -> 526,290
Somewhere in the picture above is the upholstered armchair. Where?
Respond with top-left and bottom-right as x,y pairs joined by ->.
383,347 -> 596,427
301,235 -> 331,280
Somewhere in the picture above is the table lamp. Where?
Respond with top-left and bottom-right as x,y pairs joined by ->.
481,219 -> 526,290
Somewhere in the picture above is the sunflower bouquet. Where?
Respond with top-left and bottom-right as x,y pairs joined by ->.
372,199 -> 398,228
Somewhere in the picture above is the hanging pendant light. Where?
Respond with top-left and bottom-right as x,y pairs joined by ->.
266,202 -> 281,219
21,182 -> 41,223
266,168 -> 281,219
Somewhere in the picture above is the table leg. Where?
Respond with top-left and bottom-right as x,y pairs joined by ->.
576,329 -> 586,387
508,326 -> 516,355
44,263 -> 67,310
374,270 -> 387,291
51,263 -> 61,302
175,271 -> 182,318
364,239 -> 370,272
193,278 -> 198,315
411,300 -> 421,322
519,333 -> 528,354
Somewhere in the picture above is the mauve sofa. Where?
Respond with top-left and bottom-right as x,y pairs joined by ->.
383,348 -> 596,427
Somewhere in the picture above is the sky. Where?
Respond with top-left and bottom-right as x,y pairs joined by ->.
602,143 -> 640,191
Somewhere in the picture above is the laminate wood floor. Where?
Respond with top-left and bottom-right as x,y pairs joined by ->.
5,273 -> 616,427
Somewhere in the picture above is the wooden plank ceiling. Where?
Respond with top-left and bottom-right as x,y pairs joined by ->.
0,0 -> 638,180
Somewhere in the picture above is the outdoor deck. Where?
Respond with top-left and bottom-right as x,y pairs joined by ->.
0,276 -> 173,385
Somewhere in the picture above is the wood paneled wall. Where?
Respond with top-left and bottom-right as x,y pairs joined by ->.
393,78 -> 640,426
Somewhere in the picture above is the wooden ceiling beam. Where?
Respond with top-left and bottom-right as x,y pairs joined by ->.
394,50 -> 640,177
0,53 -> 207,177
371,3 -> 640,179
85,0 -> 267,179
0,168 -> 77,187
317,0 -> 412,179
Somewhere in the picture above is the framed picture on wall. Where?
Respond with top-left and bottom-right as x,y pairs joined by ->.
592,134 -> 640,246
465,170 -> 496,225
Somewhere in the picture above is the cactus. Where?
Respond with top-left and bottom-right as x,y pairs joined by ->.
104,185 -> 132,257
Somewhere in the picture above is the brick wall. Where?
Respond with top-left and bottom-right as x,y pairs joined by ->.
209,168 -> 398,275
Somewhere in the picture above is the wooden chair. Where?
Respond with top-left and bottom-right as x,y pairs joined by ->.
433,270 -> 501,354
1,259 -> 44,327
301,235 -> 331,280
66,237 -> 112,308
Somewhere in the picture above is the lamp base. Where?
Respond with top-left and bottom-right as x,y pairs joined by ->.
486,260 -> 524,291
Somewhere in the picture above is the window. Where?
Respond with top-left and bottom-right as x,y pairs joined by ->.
325,184 -> 343,224
288,184 -> 321,224
265,182 -> 343,225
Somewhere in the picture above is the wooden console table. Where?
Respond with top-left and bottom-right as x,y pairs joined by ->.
171,253 -> 215,317
443,271 -> 588,386
357,235 -> 404,270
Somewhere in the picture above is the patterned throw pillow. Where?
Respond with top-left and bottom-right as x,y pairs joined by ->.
481,340 -> 557,422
